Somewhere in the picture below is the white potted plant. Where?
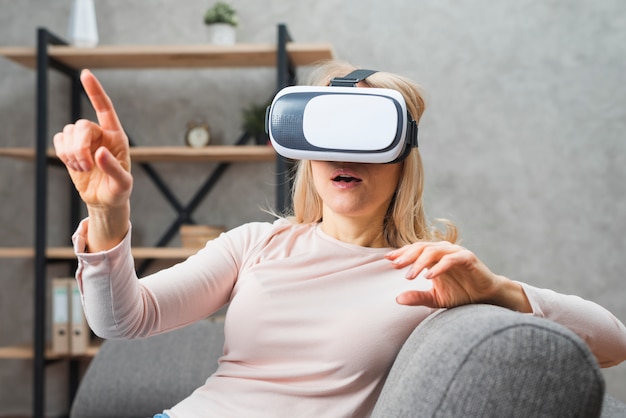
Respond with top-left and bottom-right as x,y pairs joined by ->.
204,2 -> 238,45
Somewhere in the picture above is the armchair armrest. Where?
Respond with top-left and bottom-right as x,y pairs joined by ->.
372,304 -> 605,418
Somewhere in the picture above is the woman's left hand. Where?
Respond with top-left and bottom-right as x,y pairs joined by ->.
385,242 -> 532,313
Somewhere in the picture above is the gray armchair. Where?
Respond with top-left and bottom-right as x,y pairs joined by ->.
70,305 -> 626,417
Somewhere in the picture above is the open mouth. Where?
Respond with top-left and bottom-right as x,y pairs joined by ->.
332,174 -> 362,183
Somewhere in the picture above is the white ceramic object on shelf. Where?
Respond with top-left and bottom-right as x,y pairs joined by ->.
207,23 -> 236,45
68,0 -> 99,47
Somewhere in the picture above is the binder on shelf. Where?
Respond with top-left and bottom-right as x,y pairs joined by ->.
51,277 -> 89,355
70,280 -> 89,355
51,278 -> 71,354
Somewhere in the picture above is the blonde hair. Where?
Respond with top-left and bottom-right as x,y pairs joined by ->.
286,60 -> 458,246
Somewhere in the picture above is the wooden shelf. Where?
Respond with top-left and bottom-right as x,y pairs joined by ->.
123,145 -> 277,162
0,343 -> 100,360
0,43 -> 335,70
0,317 -> 224,360
0,145 -> 276,163
0,246 -> 199,260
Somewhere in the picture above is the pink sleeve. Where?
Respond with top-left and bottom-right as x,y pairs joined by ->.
519,281 -> 626,367
72,218 -> 260,339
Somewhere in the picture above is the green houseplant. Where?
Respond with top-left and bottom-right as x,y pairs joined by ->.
204,2 -> 238,44
204,2 -> 238,26
242,100 -> 271,145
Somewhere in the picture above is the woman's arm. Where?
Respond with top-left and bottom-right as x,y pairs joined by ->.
386,241 -> 626,367
73,219 -> 239,339
520,282 -> 626,367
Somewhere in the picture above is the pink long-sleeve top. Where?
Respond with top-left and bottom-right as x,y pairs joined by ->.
72,218 -> 626,418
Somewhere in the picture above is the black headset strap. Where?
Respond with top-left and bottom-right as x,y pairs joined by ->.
329,69 -> 378,87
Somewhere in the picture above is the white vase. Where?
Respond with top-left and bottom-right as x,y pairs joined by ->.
68,0 -> 99,47
207,23 -> 236,45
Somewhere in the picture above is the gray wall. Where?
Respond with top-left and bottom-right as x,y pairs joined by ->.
1,0 -> 625,415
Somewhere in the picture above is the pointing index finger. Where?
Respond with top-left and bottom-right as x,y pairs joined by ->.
80,69 -> 124,132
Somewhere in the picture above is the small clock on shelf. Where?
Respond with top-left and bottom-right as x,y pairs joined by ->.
184,119 -> 211,148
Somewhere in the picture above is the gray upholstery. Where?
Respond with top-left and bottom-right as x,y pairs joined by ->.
71,305 -> 626,418
70,320 -> 224,418
372,304 -> 606,418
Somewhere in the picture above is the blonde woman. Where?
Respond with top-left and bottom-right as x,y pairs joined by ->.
53,61 -> 626,417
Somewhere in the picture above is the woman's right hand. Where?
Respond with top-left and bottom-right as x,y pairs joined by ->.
53,69 -> 132,211
53,69 -> 133,251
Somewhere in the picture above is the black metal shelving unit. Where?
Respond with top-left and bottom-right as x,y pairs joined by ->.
30,23 -> 299,417
33,28 -> 82,418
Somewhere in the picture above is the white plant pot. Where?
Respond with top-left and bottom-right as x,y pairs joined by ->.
68,0 -> 99,47
206,23 -> 236,45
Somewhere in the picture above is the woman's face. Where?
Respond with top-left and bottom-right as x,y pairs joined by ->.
310,160 -> 403,222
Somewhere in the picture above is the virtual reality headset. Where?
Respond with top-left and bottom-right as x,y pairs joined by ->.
265,70 -> 419,164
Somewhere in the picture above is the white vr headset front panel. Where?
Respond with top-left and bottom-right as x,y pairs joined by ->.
303,94 -> 399,150
266,86 -> 412,163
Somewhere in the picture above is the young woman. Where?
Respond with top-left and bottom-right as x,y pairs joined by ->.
53,61 -> 626,417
